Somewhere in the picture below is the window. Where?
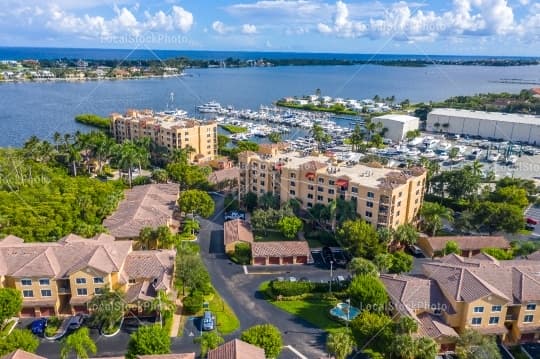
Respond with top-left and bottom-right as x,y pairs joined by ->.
21,279 -> 32,286
307,202 -> 313,208
317,186 -> 324,192
75,278 -> 86,285
23,290 -> 34,298
290,181 -> 296,187
307,194 -> 314,199
473,306 -> 484,313
308,185 -> 314,190
93,277 -> 104,284
526,303 -> 537,311
128,279 -> 136,284
77,288 -> 88,296
41,289 -> 52,297
328,180 -> 335,185
397,201 -> 401,207
95,288 -> 103,295
328,189 -> 335,195
289,190 -> 296,195
491,305 -> 502,312
317,195 -> 324,201
489,317 -> 499,325
39,278 -> 50,286
367,201 -> 374,208
367,192 -> 374,198
318,178 -> 324,183
290,173 -> 296,178
351,187 -> 358,193
471,317 -> 482,326
399,192 -> 403,197
524,315 -> 534,323
396,211 -> 400,217
351,196 -> 357,203
365,211 -> 373,218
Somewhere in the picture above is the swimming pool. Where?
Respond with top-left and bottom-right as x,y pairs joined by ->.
329,302 -> 360,321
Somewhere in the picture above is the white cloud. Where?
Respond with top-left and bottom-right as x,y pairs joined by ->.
212,20 -> 233,34
241,23 -> 257,34
171,5 -> 194,33
317,23 -> 332,33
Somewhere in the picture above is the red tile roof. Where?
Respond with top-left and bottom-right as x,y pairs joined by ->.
425,235 -> 509,252
251,241 -> 311,258
224,220 -> 253,247
208,339 -> 265,359
1,350 -> 46,359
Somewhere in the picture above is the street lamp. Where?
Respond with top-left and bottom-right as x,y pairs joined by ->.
329,261 -> 334,293
346,298 -> 351,328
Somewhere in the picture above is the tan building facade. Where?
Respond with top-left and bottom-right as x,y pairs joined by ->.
383,253 -> 540,353
238,146 -> 427,229
0,234 -> 175,317
110,109 -> 218,162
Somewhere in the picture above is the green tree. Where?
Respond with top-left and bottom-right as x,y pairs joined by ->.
268,132 -> 282,143
490,185 -> 529,208
151,168 -> 169,183
241,324 -> 283,359
373,253 -> 393,273
348,257 -> 379,277
251,209 -> 274,235
471,201 -> 524,234
310,124 -> 331,151
326,330 -> 355,359
126,325 -> 171,359
415,337 -> 439,359
338,220 -> 383,259
178,189 -> 215,218
259,192 -> 279,210
456,329 -> 502,359
348,275 -> 388,312
0,288 -> 22,325
0,329 -> 39,356
350,311 -> 392,353
60,327 -> 97,359
419,202 -> 454,236
388,251 -> 413,274
194,331 -> 224,357
243,191 -> 258,212
176,254 -> 211,296
88,288 -> 125,334
277,216 -> 303,239
390,335 -> 416,359
444,240 -> 460,255
394,224 -> 419,247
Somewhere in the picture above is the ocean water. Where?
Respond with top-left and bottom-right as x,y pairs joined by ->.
0,48 -> 539,147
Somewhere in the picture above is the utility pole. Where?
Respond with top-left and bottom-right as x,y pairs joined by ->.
329,261 -> 334,293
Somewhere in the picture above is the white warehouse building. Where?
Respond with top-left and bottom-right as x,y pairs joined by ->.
427,108 -> 540,145
371,114 -> 419,142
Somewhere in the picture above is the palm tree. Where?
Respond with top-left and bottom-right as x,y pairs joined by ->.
150,290 -> 176,328
349,124 -> 365,152
135,137 -> 151,173
419,202 -> 454,236
466,160 -> 483,177
116,140 -> 139,188
66,144 -> 82,176
310,123 -> 331,151
394,224 -> 419,247
88,288 -> 125,334
415,337 -> 439,359
326,330 -> 355,359
390,335 -> 416,359
376,227 -> 394,247
138,227 -> 154,249
60,327 -> 97,359
53,131 -> 62,152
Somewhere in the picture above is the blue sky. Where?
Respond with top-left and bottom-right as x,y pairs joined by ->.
0,0 -> 539,55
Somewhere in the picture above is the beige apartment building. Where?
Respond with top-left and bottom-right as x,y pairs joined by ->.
238,145 -> 427,229
110,109 -> 218,162
0,233 -> 175,317
382,253 -> 540,354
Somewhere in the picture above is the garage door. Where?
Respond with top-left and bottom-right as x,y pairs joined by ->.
296,256 -> 308,264
253,257 -> 266,265
39,307 -> 54,317
268,257 -> 280,265
20,308 -> 35,317
520,333 -> 536,343
73,306 -> 89,314
282,256 -> 293,264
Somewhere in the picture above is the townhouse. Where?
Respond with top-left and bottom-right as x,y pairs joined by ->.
110,109 -> 218,162
382,253 -> 540,354
0,233 -> 175,317
238,145 -> 427,229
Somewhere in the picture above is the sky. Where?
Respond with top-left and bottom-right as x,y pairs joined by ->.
0,0 -> 539,56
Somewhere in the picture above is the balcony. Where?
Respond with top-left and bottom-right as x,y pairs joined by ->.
58,287 -> 71,295
505,314 -> 518,321
378,215 -> 388,224
380,196 -> 390,205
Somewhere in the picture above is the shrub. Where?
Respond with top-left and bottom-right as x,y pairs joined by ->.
269,281 -> 314,297
229,242 -> 251,265
44,316 -> 61,337
183,291 -> 204,314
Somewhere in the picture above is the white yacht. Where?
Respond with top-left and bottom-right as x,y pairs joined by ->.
436,142 -> 451,152
438,152 -> 449,162
422,149 -> 437,159
488,152 -> 501,163
159,109 -> 188,117
197,101 -> 223,113
506,155 -> 518,165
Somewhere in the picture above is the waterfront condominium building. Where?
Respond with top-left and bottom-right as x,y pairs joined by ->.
238,144 -> 427,229
110,109 -> 218,162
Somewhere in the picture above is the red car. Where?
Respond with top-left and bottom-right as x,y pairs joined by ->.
526,218 -> 538,225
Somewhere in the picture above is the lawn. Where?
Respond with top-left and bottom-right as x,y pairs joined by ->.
207,291 -> 240,335
219,124 -> 248,134
259,282 -> 343,334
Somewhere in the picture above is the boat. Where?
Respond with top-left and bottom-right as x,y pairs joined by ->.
421,149 -> 437,159
436,142 -> 451,152
197,101 -> 223,113
487,152 -> 501,163
466,149 -> 483,160
505,155 -> 518,165
437,152 -> 449,162
159,109 -> 188,117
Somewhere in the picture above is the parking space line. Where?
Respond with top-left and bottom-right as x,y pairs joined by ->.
243,265 -> 248,274
285,345 -> 308,359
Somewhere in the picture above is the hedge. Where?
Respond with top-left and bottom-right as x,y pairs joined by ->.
183,291 -> 204,314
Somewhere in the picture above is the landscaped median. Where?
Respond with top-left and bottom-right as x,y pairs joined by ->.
258,280 -> 347,334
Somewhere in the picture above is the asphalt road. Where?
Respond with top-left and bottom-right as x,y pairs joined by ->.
33,194 -> 347,358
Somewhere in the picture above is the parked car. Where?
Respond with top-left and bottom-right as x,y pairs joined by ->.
224,211 -> 245,221
68,314 -> 85,329
30,318 -> 47,336
202,311 -> 215,331
526,224 -> 536,231
322,247 -> 336,267
407,245 -> 425,257
526,218 -> 538,225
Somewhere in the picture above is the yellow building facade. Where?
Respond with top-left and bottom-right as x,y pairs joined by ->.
110,109 -> 218,162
